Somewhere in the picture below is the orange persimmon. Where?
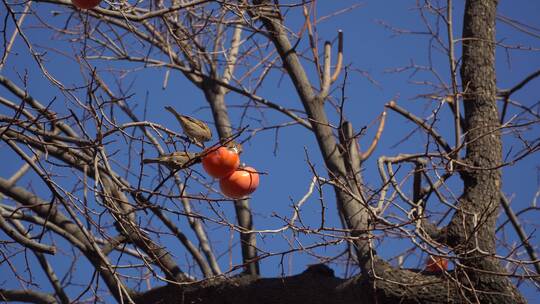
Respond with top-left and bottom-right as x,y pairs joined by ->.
219,166 -> 259,199
72,0 -> 100,9
425,256 -> 448,272
202,147 -> 240,178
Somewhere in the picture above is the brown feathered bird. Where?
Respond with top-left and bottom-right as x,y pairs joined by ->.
165,106 -> 212,148
143,151 -> 200,170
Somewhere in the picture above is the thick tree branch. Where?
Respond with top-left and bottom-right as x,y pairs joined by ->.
134,263 -> 459,304
330,30 -> 344,83
360,111 -> 386,161
0,210 -> 56,254
34,253 -> 70,304
203,85 -> 260,275
0,289 -> 56,304
251,0 -> 372,268
0,178 -> 135,302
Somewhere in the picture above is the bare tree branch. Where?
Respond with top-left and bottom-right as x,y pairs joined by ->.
500,193 -> 540,276
250,0 -> 372,267
499,68 -> 540,123
0,289 -> 57,304
0,208 -> 56,255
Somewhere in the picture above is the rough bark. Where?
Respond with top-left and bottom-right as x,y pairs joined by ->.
134,264 -> 463,304
445,0 -> 525,302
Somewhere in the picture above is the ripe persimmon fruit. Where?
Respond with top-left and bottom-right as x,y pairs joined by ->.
425,256 -> 448,272
202,146 -> 240,178
219,166 -> 259,199
72,0 -> 100,9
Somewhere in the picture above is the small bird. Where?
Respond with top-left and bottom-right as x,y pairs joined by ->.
143,151 -> 200,170
165,106 -> 212,148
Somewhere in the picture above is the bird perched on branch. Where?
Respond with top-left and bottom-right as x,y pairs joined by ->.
165,106 -> 212,148
143,151 -> 200,170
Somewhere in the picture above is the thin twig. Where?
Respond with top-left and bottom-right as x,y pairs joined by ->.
500,193 -> 540,276
386,101 -> 452,153
499,68 -> 540,124
0,206 -> 56,254
0,1 -> 31,71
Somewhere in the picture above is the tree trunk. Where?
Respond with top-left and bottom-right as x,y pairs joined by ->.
445,0 -> 526,302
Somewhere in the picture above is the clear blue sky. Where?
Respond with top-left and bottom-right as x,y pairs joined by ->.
1,0 -> 538,302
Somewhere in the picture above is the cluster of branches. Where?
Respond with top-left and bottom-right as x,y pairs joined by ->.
0,0 -> 538,303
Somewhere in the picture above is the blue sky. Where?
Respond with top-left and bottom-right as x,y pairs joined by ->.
1,0 -> 538,302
